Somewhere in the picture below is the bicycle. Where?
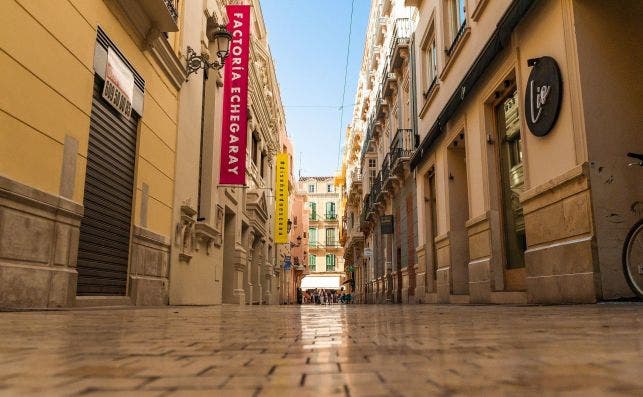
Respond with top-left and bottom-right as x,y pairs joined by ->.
622,152 -> 643,298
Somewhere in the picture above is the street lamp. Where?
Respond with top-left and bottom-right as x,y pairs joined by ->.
186,24 -> 232,80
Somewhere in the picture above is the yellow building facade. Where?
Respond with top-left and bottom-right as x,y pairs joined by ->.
1,0 -> 184,308
0,0 -> 292,309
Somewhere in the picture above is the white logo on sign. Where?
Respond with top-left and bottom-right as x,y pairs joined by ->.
529,80 -> 551,124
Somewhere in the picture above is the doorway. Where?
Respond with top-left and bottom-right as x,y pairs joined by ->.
495,87 -> 527,291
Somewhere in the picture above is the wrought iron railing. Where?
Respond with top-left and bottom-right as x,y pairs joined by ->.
381,153 -> 391,183
361,118 -> 374,159
325,212 -> 338,221
164,0 -> 179,24
446,20 -> 468,57
392,18 -> 412,45
423,76 -> 438,100
390,128 -> 418,166
371,170 -> 383,200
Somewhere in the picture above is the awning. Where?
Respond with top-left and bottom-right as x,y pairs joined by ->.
300,275 -> 341,290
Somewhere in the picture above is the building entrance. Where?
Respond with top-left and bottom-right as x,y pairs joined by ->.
77,78 -> 138,295
496,87 -> 526,291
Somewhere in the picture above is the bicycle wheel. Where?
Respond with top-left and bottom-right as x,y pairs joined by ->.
622,219 -> 643,298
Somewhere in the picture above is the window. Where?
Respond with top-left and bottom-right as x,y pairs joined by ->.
325,254 -> 336,272
309,202 -> 317,220
325,202 -> 336,220
368,158 -> 376,168
309,254 -> 316,272
293,216 -> 298,226
326,228 -> 336,247
327,184 -> 334,193
369,169 -> 377,187
448,0 -> 466,45
251,133 -> 259,165
308,227 -> 317,246
421,20 -> 439,100
428,38 -> 437,85
259,151 -> 265,178
308,184 -> 316,193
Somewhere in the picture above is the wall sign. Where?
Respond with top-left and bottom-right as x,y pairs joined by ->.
219,5 -> 251,185
380,215 -> 394,234
525,56 -> 562,137
364,248 -> 373,257
274,153 -> 289,244
103,48 -> 134,118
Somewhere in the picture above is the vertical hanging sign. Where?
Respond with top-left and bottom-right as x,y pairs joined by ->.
274,153 -> 289,244
219,5 -> 251,185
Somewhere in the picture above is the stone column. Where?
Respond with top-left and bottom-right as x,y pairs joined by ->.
246,230 -> 255,304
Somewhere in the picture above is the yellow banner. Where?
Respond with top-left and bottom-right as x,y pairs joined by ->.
274,153 -> 289,244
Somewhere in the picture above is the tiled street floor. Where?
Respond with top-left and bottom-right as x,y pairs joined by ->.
0,304 -> 642,396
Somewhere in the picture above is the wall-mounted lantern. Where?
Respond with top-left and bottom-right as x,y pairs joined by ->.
185,23 -> 231,80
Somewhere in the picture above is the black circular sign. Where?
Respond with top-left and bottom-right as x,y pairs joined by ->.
524,56 -> 562,137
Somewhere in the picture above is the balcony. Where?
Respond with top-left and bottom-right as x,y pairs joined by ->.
325,213 -> 338,221
376,97 -> 388,120
326,265 -> 336,272
383,72 -> 397,98
309,213 -> 319,222
390,129 -> 418,171
351,168 -> 363,185
371,171 -> 383,203
361,117 -> 376,159
325,240 -> 341,248
118,0 -> 179,34
381,153 -> 391,185
390,18 -> 412,69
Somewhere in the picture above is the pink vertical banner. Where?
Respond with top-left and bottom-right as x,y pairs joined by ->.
219,5 -> 251,185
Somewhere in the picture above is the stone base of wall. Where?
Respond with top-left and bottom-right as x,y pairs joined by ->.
0,175 -> 83,309
521,164 -> 599,304
128,226 -> 170,306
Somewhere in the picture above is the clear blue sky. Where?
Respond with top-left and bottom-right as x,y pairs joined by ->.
261,0 -> 370,177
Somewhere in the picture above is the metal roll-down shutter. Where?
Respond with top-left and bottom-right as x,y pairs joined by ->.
76,78 -> 138,295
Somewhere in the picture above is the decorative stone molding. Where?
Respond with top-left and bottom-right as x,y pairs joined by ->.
175,204 -> 197,262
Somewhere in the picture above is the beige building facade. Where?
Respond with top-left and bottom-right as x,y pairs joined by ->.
343,0 -> 642,305
300,177 -> 345,284
0,0 -> 292,309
